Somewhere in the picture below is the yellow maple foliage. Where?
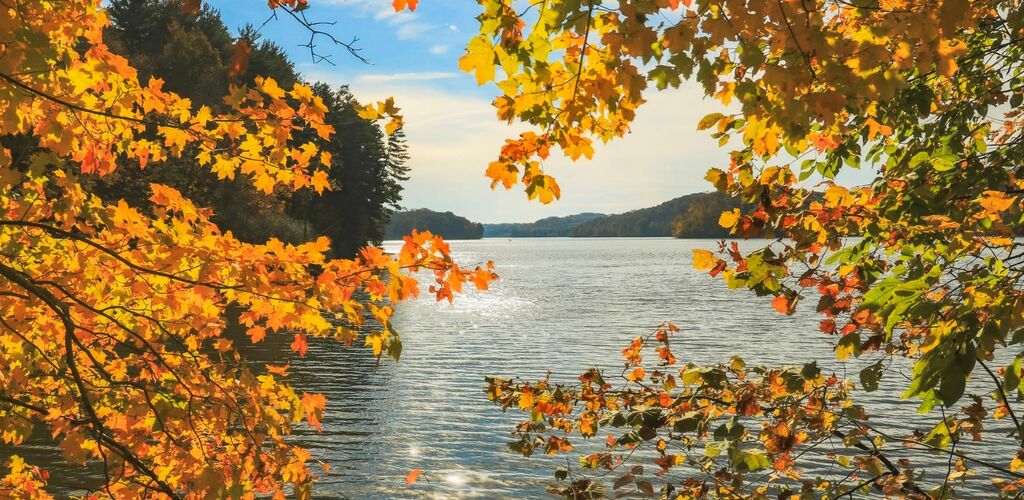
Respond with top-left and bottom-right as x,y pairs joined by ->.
0,0 -> 495,497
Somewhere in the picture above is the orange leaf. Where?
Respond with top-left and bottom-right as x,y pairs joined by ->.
291,333 -> 309,356
979,190 -> 1015,214
771,294 -> 795,315
393,0 -> 418,12
301,392 -> 327,431
406,469 -> 423,485
266,364 -> 290,376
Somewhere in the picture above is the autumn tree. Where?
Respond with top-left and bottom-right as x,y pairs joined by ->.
286,84 -> 412,257
0,0 -> 495,498
464,0 -> 1024,497
91,0 -> 411,252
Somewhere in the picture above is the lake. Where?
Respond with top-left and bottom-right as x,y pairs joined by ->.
259,237 -> 1017,498
9,238 -> 1017,497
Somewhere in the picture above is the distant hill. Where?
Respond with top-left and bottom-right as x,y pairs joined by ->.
483,213 -> 606,237
383,209 -> 484,240
569,192 -> 740,238
671,191 -> 744,238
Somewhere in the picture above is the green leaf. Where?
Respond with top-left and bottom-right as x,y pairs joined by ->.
859,360 -> 884,392
937,367 -> 966,407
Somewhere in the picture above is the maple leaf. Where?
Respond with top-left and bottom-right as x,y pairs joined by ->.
718,209 -> 740,230
311,170 -> 330,194
291,333 -> 309,356
301,392 -> 326,431
459,35 -> 496,85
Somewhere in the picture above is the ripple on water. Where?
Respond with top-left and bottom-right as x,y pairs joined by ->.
11,238 -> 1016,498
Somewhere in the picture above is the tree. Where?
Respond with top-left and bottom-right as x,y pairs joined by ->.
465,0 -> 1024,496
288,85 -> 412,256
0,0 -> 494,498
672,192 -> 743,238
94,1 -> 409,251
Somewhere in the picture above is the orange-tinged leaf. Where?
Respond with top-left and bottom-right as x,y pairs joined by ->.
692,249 -> 718,271
393,0 -> 418,11
266,364 -> 290,376
301,392 -> 327,431
311,170 -> 330,194
979,190 -> 1016,214
291,333 -> 309,356
247,326 -> 267,343
406,469 -> 423,485
227,39 -> 252,77
771,294 -> 795,315
627,367 -> 645,382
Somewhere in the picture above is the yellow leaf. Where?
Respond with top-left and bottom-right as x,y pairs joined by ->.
311,170 -> 330,194
459,35 -> 496,85
718,208 -> 740,230
692,249 -> 718,271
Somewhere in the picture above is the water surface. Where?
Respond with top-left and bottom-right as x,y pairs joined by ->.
9,238 -> 1016,497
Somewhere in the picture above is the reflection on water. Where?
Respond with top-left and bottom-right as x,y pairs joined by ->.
5,238 -> 1018,497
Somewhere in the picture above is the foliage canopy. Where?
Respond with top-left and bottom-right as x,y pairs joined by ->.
0,0 -> 493,497
464,0 -> 1024,497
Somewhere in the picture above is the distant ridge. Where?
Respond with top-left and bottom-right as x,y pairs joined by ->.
483,213 -> 606,237
388,192 -> 741,241
570,192 -> 739,238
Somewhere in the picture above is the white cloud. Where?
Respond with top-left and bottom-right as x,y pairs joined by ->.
330,77 -> 742,223
358,72 -> 458,82
395,21 -> 434,40
429,44 -> 449,55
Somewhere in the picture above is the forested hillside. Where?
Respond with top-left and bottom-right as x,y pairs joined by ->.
483,213 -> 605,237
384,209 -> 485,240
90,0 -> 408,256
569,192 -> 731,237
671,192 -> 744,238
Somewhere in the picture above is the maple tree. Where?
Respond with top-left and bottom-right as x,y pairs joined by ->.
466,0 -> 1024,497
0,0 -> 495,498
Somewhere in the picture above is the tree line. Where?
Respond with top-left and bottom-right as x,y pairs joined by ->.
384,209 -> 484,240
91,0 -> 410,256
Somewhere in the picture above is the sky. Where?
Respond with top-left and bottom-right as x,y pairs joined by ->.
215,0 -> 871,223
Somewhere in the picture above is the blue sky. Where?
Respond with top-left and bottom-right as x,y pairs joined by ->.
216,0 -> 872,223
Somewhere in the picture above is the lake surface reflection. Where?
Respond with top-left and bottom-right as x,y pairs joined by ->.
267,238 -> 1016,498
7,238 -> 1017,497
